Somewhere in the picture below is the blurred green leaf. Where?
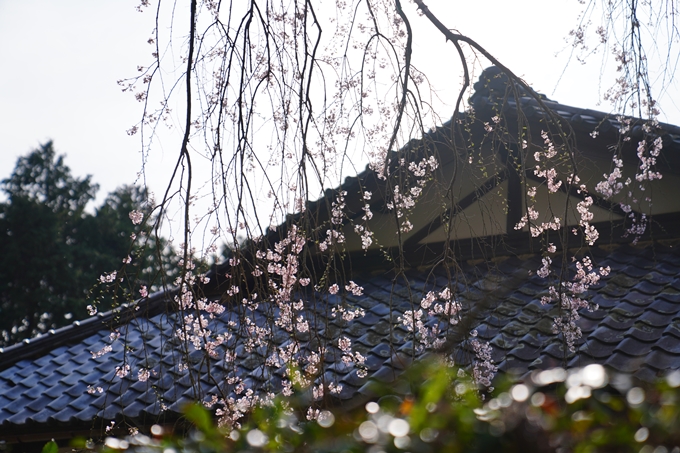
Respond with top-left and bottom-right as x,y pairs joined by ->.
41,440 -> 58,453
184,403 -> 214,433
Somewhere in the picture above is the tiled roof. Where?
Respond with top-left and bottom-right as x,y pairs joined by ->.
469,66 -> 680,161
1,240 -> 680,440
2,67 -> 680,442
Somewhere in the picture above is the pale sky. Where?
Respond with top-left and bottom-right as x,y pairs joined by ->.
2,1 -> 678,214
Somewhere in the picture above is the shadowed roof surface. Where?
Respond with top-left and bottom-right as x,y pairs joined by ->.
1,240 -> 680,440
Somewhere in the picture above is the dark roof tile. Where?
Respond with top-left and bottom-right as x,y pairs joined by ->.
22,383 -> 48,399
335,381 -> 360,400
528,355 -> 565,370
627,255 -> 656,269
33,360 -> 62,379
51,407 -> 78,424
542,341 -> 575,361
81,370 -> 106,386
590,294 -> 618,310
0,396 -> 13,414
567,354 -> 599,369
490,335 -> 520,352
648,298 -> 680,315
601,313 -> 636,331
499,319 -> 533,339
659,292 -> 680,304
590,326 -> 626,345
370,342 -> 392,359
65,382 -> 90,399
604,352 -> 645,373
607,273 -> 640,289
474,324 -> 501,340
498,356 -> 534,374
75,403 -> 103,421
386,352 -> 413,371
633,280 -> 665,296
517,298 -> 547,315
7,393 -> 33,411
340,369 -> 369,387
1,383 -> 25,402
48,349 -> 74,366
614,337 -> 654,357
123,400 -> 155,417
7,409 -> 37,425
60,370 -> 88,387
580,309 -> 607,321
668,278 -> 680,292
135,389 -> 161,405
118,389 -> 145,408
654,261 -> 680,276
12,362 -> 35,379
17,373 -> 45,389
626,323 -> 665,342
644,349 -> 680,371
27,407 -> 56,424
71,350 -> 96,365
633,366 -> 661,381
645,272 -> 675,286
0,368 -> 19,382
369,366 -> 399,384
356,310 -> 382,327
621,265 -> 651,279
606,248 -> 636,264
144,399 -> 169,416
578,317 -> 600,335
484,314 -> 510,328
612,302 -> 645,317
621,291 -> 653,307
654,334 -> 680,354
94,360 -> 119,374
659,319 -> 680,339
639,310 -> 676,327
46,394 -> 77,412
518,330 -> 554,348
363,352 -> 386,372
599,283 -> 629,298
579,336 -> 618,360
69,393 -> 97,412
43,384 -> 66,399
506,341 -> 541,362
100,402 -> 125,420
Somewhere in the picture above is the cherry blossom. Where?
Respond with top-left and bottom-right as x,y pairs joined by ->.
128,210 -> 144,225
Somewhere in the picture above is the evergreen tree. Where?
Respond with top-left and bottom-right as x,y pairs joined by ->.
0,142 -> 98,343
0,143 -> 175,346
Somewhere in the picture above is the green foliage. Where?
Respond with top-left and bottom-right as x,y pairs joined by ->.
73,360 -> 680,453
0,143 -> 177,345
2,141 -> 98,214
0,142 -> 98,344
40,440 -> 58,453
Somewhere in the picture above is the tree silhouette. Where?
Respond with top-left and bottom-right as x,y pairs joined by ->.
0,143 -> 177,345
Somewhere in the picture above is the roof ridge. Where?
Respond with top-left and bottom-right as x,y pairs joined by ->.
0,288 -> 175,370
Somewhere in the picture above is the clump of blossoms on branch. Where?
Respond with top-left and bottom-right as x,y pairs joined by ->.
518,127 -> 613,354
386,156 -> 439,233
470,330 -> 497,388
400,287 -> 461,352
594,127 -> 663,245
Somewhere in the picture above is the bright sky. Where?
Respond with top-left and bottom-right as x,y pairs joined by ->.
0,1 -> 151,205
2,1 -> 678,214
